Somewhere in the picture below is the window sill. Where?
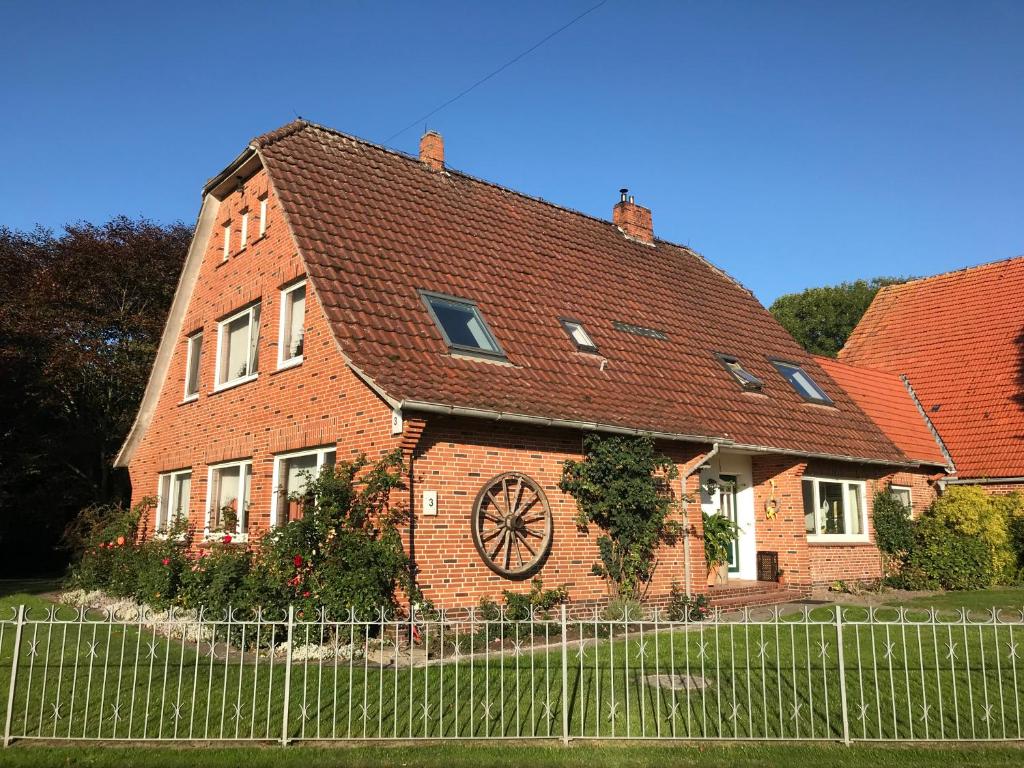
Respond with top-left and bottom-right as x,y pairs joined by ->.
180,395 -> 199,406
153,532 -> 188,543
807,535 -> 872,546
213,374 -> 258,394
276,356 -> 303,372
200,533 -> 249,545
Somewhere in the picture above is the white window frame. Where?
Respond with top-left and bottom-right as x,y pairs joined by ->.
259,197 -> 268,238
802,476 -> 869,543
156,469 -> 191,535
214,303 -> 261,391
277,280 -> 307,370
890,484 -> 913,511
205,460 -> 252,540
222,223 -> 231,261
270,446 -> 336,526
240,211 -> 249,249
183,331 -> 203,401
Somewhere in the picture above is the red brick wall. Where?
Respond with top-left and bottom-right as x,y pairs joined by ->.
966,481 -> 1024,496
406,418 -> 707,607
127,169 -> 398,539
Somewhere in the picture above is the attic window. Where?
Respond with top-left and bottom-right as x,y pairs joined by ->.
716,354 -> 762,391
560,318 -> 598,353
420,291 -> 505,359
770,359 -> 833,404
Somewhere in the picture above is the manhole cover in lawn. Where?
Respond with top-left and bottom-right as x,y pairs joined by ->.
645,673 -> 712,691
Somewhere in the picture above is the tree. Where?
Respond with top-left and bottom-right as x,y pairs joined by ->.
0,217 -> 191,575
769,277 -> 908,357
559,435 -> 679,601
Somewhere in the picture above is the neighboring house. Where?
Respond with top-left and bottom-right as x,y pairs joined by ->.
115,120 -> 945,609
840,256 -> 1024,494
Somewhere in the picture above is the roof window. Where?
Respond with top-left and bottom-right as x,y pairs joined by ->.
770,359 -> 833,404
559,318 -> 598,353
421,291 -> 505,358
716,354 -> 763,391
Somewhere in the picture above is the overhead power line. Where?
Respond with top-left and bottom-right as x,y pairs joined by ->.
384,0 -> 610,144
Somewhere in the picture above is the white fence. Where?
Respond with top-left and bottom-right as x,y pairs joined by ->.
1,602 -> 1022,745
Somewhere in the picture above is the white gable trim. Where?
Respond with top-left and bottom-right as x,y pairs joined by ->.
113,194 -> 221,467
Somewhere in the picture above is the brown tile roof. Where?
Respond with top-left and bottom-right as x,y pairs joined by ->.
256,120 -> 910,465
841,256 -> 1024,478
815,357 -> 947,467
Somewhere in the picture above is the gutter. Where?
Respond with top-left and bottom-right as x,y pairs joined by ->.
680,443 -> 720,598
942,476 -> 1024,486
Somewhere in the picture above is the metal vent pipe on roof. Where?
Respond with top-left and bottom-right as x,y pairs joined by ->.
619,188 -> 629,203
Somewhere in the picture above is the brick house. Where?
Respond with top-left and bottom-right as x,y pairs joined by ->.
115,120 -> 947,610
840,257 -> 1024,495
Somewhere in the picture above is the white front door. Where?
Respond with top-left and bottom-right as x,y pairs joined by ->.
699,452 -> 757,581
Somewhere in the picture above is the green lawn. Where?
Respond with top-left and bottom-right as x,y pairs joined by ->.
1,743 -> 1023,768
885,588 -> 1024,615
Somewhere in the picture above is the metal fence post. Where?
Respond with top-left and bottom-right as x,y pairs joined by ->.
280,605 -> 295,747
835,606 -> 851,746
3,604 -> 25,747
560,604 -> 569,745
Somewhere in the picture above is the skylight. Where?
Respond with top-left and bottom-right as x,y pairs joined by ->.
560,318 -> 598,353
421,291 -> 504,358
716,354 -> 763,391
770,359 -> 833,404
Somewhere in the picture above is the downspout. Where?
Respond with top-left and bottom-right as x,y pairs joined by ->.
682,443 -> 720,598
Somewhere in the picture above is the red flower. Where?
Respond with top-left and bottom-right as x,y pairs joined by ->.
222,534 -> 232,544
161,558 -> 170,567
293,555 -> 303,568
302,591 -> 311,598
116,535 -> 126,546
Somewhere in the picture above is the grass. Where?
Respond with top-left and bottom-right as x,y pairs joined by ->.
0,742 -> 1023,767
886,588 -> 1024,614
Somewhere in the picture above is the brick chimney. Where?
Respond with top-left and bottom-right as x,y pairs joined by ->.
419,131 -> 444,171
613,188 -> 654,244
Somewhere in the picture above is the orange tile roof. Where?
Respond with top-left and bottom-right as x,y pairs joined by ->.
815,357 -> 947,466
255,121 -> 913,465
840,256 -> 1024,478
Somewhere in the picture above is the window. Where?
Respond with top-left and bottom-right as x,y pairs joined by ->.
215,304 -> 261,389
278,281 -> 306,368
890,485 -> 912,511
420,291 -> 504,358
156,469 -> 191,534
716,354 -> 763,391
259,197 -> 268,238
183,332 -> 203,400
271,447 -> 337,525
801,477 -> 867,541
222,223 -> 231,261
240,212 -> 249,249
206,460 -> 252,537
770,359 -> 833,404
559,318 -> 598,353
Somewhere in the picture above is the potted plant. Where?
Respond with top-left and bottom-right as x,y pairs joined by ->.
702,511 -> 739,586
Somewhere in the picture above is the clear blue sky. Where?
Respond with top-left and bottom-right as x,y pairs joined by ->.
2,1 -> 1021,303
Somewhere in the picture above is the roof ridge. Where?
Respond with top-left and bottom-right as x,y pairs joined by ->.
254,119 -> 758,301
886,253 -> 1024,292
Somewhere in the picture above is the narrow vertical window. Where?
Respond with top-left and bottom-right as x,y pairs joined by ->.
156,469 -> 191,534
240,212 -> 249,249
206,460 -> 252,537
259,197 -> 268,237
222,223 -> 231,261
215,303 -> 261,389
184,332 -> 203,400
271,447 -> 336,525
278,281 -> 307,368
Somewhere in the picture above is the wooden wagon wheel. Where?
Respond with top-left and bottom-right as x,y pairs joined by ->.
471,472 -> 553,580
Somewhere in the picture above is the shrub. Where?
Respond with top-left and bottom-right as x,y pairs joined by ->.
666,583 -> 711,622
994,492 -> 1024,578
702,511 -> 739,573
501,579 -> 569,621
873,486 -> 914,556
928,486 -> 1014,583
254,450 -> 413,620
898,516 -> 993,591
177,544 -> 254,616
560,435 -> 680,601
